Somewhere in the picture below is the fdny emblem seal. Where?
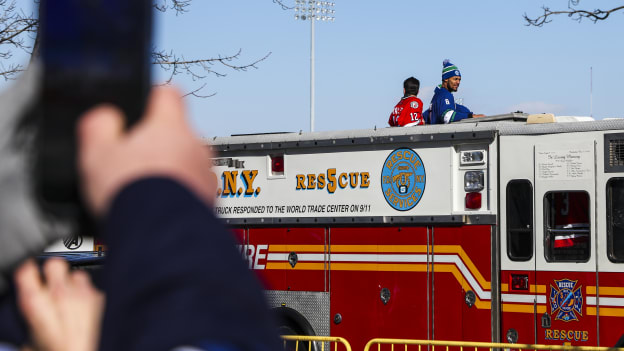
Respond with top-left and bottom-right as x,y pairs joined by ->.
410,101 -> 419,109
381,148 -> 426,211
550,279 -> 583,322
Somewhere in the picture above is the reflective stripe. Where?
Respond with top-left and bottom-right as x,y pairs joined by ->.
501,294 -> 547,304
267,253 -> 324,261
586,296 -> 624,307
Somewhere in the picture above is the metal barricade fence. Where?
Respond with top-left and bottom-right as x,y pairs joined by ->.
363,339 -> 624,351
281,335 -> 352,351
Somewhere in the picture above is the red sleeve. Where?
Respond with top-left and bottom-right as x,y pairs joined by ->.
388,102 -> 400,127
388,112 -> 396,127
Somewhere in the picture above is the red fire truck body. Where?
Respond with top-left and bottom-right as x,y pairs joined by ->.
210,114 -> 624,350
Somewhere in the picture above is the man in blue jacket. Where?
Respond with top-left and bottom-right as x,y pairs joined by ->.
424,60 -> 485,124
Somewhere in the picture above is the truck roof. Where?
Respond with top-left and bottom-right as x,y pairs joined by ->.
208,113 -> 624,152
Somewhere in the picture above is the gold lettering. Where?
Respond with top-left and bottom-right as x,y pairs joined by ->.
317,173 -> 326,189
574,331 -> 582,341
307,174 -> 316,189
545,329 -> 553,339
327,169 -> 337,193
294,169 -> 373,191
553,330 -> 559,339
349,172 -> 359,188
361,172 -> 370,188
582,331 -> 588,341
241,170 -> 258,195
567,331 -> 574,340
338,173 -> 348,188
222,171 -> 238,195
296,174 -> 306,190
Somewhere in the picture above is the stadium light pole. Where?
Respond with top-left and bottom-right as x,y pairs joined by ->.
294,1 -> 335,132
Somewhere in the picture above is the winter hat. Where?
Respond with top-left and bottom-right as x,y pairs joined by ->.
442,59 -> 461,80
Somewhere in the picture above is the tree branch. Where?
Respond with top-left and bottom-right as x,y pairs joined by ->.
153,0 -> 192,15
152,49 -> 271,97
524,1 -> 624,26
182,83 -> 217,98
273,0 -> 293,10
0,0 -> 277,97
0,0 -> 38,79
0,62 -> 22,80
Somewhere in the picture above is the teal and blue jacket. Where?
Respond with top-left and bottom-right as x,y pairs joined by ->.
424,85 -> 473,124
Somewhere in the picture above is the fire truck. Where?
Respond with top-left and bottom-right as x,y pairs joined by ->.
209,113 -> 624,350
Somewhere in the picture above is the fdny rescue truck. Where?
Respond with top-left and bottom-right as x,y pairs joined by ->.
209,113 -> 624,350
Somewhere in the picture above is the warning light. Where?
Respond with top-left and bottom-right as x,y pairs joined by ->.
511,274 -> 529,291
460,150 -> 485,165
464,171 -> 484,192
271,155 -> 284,175
465,192 -> 481,210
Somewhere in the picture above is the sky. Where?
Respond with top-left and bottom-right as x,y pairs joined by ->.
4,0 -> 624,138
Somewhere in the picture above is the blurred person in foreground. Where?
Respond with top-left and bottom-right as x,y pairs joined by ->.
10,87 -> 282,351
423,59 -> 485,124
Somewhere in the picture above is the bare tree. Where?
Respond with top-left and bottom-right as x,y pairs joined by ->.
524,0 -> 624,26
0,0 -> 37,80
0,0 -> 274,97
153,49 -> 271,98
151,1 -> 272,97
153,0 -> 193,14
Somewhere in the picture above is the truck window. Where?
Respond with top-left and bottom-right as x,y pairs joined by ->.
607,178 -> 624,262
506,180 -> 533,261
544,191 -> 590,262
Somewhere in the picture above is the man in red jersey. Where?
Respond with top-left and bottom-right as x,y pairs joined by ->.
388,77 -> 424,127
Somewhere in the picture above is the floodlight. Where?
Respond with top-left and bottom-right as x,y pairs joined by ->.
291,0 -> 336,132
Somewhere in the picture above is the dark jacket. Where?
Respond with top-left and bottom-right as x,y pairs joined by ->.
424,85 -> 473,124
